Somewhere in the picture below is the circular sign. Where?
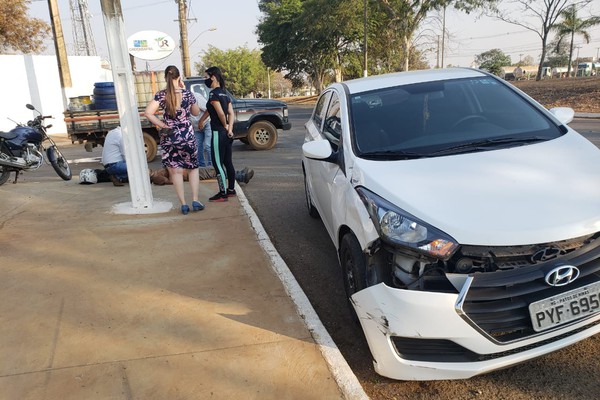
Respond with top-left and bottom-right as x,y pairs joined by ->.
127,30 -> 175,60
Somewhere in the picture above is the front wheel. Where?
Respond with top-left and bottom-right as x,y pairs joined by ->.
247,121 -> 277,150
340,233 -> 368,322
47,146 -> 72,180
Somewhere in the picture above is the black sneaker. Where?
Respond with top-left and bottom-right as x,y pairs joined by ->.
209,192 -> 228,202
226,189 -> 236,197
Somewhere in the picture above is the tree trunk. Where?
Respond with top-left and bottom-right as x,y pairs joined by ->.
403,37 -> 410,72
567,31 -> 575,77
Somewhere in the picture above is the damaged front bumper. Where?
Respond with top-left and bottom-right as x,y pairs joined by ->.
351,282 -> 600,381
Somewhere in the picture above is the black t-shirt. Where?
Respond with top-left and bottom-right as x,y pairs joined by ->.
206,87 -> 231,132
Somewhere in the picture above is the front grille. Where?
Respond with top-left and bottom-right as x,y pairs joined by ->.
459,239 -> 600,342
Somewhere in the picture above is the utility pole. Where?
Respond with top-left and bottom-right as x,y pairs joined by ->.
47,0 -> 72,96
436,35 -> 440,68
441,6 -> 446,68
178,0 -> 191,77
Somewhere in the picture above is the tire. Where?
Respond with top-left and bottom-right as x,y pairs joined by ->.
247,121 -> 277,150
0,166 -> 10,185
143,131 -> 158,162
94,82 -> 114,88
47,146 -> 72,180
303,166 -> 319,218
94,100 -> 118,110
340,233 -> 368,321
93,87 -> 116,96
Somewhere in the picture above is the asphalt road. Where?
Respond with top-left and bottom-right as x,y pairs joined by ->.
20,110 -> 600,399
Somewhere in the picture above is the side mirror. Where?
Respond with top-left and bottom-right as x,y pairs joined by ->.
302,140 -> 338,164
549,107 -> 574,125
26,104 -> 35,111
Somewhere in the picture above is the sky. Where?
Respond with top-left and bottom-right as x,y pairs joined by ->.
29,1 -> 600,72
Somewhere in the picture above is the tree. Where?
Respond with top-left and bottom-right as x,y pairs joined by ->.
375,1 -> 495,71
545,37 -> 570,68
0,0 -> 50,54
475,48 -> 511,75
518,54 -> 535,66
487,0 -> 594,81
195,46 -> 267,97
552,4 -> 600,77
257,0 -> 363,92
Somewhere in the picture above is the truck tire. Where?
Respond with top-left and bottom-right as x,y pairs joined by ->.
143,132 -> 158,162
247,121 -> 277,150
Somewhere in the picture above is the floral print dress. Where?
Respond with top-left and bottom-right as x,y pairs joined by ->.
154,89 -> 199,169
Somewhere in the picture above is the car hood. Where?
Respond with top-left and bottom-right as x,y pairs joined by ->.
352,130 -> 600,246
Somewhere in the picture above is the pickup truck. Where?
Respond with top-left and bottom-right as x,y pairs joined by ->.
185,77 -> 291,151
64,73 -> 292,161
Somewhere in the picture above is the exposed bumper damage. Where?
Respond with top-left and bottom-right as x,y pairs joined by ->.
351,283 -> 600,380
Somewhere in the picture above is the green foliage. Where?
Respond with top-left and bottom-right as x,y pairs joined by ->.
194,46 -> 267,97
0,0 -> 50,54
552,4 -> 600,74
475,49 -> 511,76
257,0 -> 492,91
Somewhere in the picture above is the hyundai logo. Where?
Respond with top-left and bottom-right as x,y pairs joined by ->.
544,265 -> 580,287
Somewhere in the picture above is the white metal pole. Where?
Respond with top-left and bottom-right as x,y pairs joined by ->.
99,0 -> 169,214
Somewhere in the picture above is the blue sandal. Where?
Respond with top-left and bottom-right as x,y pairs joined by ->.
181,204 -> 190,215
192,201 -> 205,211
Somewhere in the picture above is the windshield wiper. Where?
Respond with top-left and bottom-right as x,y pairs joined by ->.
359,150 -> 427,160
431,136 -> 549,156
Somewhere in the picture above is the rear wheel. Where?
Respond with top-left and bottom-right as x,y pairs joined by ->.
247,121 -> 277,150
47,146 -> 72,180
143,131 -> 158,162
0,166 -> 10,185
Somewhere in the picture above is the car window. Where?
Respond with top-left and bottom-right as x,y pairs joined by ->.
313,91 -> 332,130
322,92 -> 341,148
350,77 -> 563,159
189,83 -> 209,100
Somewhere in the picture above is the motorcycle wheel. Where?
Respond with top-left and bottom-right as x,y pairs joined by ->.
0,166 -> 10,185
47,146 -> 72,180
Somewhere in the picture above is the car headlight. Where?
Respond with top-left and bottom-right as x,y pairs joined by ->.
356,187 -> 458,259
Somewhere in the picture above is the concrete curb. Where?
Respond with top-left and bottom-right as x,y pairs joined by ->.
235,182 -> 370,400
574,112 -> 600,119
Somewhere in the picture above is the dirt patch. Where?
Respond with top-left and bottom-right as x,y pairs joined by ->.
512,76 -> 600,113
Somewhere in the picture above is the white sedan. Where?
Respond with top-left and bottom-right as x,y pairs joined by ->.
302,68 -> 600,381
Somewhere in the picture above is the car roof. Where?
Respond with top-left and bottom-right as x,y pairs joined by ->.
339,67 -> 488,95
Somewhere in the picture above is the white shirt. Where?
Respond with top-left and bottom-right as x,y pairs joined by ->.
190,92 -> 210,129
101,126 -> 125,165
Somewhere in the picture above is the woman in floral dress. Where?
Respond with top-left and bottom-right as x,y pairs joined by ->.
145,65 -> 203,214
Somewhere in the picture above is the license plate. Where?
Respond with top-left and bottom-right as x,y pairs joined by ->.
529,282 -> 600,332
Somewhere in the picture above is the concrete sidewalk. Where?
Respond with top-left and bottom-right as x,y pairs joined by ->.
0,177 -> 368,400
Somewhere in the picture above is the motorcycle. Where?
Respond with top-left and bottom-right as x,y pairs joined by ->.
0,104 -> 72,185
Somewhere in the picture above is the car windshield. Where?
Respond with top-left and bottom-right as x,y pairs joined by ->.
350,77 -> 564,159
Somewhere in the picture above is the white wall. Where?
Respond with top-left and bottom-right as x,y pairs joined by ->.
0,55 -> 112,135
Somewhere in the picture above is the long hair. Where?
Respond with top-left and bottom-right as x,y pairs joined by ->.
163,65 -> 180,118
205,66 -> 225,90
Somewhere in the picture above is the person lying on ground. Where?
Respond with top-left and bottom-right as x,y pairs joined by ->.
150,166 -> 254,186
